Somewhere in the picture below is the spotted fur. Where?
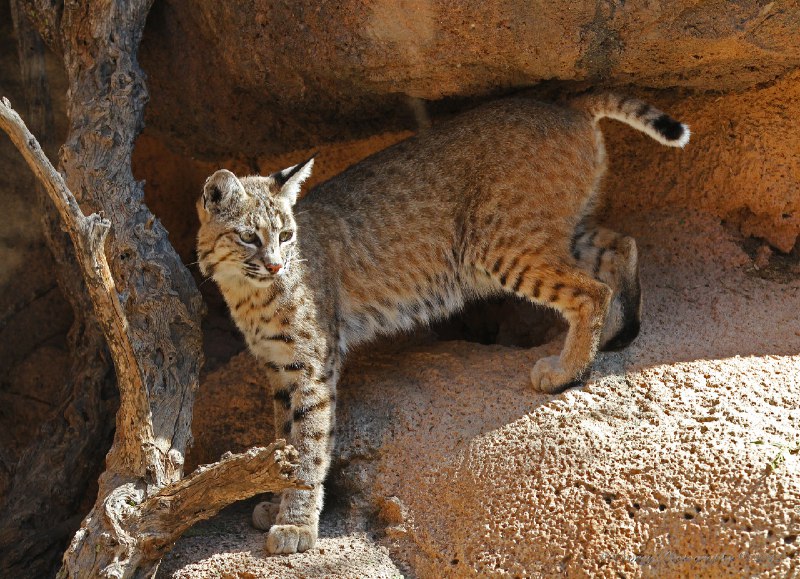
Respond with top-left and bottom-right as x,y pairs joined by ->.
196,93 -> 688,554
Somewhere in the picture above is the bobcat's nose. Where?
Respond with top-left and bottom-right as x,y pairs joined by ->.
265,263 -> 283,275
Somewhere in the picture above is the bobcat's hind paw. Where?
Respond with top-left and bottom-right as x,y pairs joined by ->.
252,499 -> 280,530
530,356 -> 585,393
266,523 -> 317,554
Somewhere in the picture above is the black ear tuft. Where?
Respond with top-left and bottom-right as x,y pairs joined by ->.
273,152 -> 318,188
270,153 -> 317,206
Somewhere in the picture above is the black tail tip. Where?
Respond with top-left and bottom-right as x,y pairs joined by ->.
652,114 -> 686,142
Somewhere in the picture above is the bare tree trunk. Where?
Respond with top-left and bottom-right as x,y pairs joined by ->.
55,0 -> 203,491
0,1 -> 308,576
0,3 -> 115,577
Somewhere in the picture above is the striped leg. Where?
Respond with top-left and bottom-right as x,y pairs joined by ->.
488,256 -> 612,393
571,226 -> 641,351
255,349 -> 338,554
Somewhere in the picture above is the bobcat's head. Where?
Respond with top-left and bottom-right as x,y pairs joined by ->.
196,157 -> 314,287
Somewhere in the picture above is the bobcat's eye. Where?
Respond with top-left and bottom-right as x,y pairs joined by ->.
238,230 -> 261,246
279,230 -> 293,243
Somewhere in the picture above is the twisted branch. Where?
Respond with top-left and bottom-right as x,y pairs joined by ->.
1,97 -> 307,578
0,97 -> 154,477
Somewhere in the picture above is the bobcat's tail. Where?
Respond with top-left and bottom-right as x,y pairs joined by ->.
571,92 -> 690,148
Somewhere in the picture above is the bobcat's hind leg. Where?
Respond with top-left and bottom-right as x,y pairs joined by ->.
252,495 -> 281,530
571,226 -> 641,351
488,256 -> 612,393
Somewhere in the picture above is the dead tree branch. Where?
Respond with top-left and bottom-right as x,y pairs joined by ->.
60,442 -> 306,578
0,98 -> 307,578
134,443 -> 310,562
57,0 -> 204,500
0,5 -> 115,576
0,97 -> 155,478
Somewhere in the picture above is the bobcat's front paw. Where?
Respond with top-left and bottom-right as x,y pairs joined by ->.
266,523 -> 317,554
252,499 -> 280,530
530,356 -> 584,393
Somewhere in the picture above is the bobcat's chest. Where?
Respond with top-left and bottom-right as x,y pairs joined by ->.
225,284 -> 297,365
243,317 -> 295,364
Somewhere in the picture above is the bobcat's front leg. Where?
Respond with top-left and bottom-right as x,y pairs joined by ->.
255,344 -> 338,554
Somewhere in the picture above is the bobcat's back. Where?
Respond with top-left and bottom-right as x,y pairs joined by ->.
298,99 -> 603,348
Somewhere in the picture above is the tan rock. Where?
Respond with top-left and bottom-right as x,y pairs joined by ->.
155,502 -> 403,578
140,1 -> 800,158
602,71 -> 800,252
171,210 -> 800,577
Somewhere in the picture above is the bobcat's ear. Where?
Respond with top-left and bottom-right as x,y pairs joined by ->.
270,154 -> 315,206
202,169 -> 244,212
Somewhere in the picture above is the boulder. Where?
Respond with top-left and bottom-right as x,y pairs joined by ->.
170,210 -> 800,577
601,71 -> 800,252
140,0 -> 800,159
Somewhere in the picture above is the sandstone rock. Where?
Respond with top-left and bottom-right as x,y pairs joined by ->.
140,0 -> 800,159
601,71 -> 800,252
170,210 -> 800,576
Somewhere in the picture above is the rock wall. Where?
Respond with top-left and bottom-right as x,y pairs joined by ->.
139,0 -> 800,158
601,73 -> 800,252
136,1 -> 800,253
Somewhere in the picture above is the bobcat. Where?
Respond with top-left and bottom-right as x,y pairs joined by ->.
196,92 -> 689,554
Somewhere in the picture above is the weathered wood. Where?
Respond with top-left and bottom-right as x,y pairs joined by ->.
0,97 -> 308,578
61,442 -> 306,578
0,96 -> 156,478
0,5 -> 114,576
133,443 -> 309,564
57,0 -> 205,496
14,0 -> 63,53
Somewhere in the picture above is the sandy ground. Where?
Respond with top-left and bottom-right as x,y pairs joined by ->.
159,209 -> 799,578
156,500 -> 402,578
